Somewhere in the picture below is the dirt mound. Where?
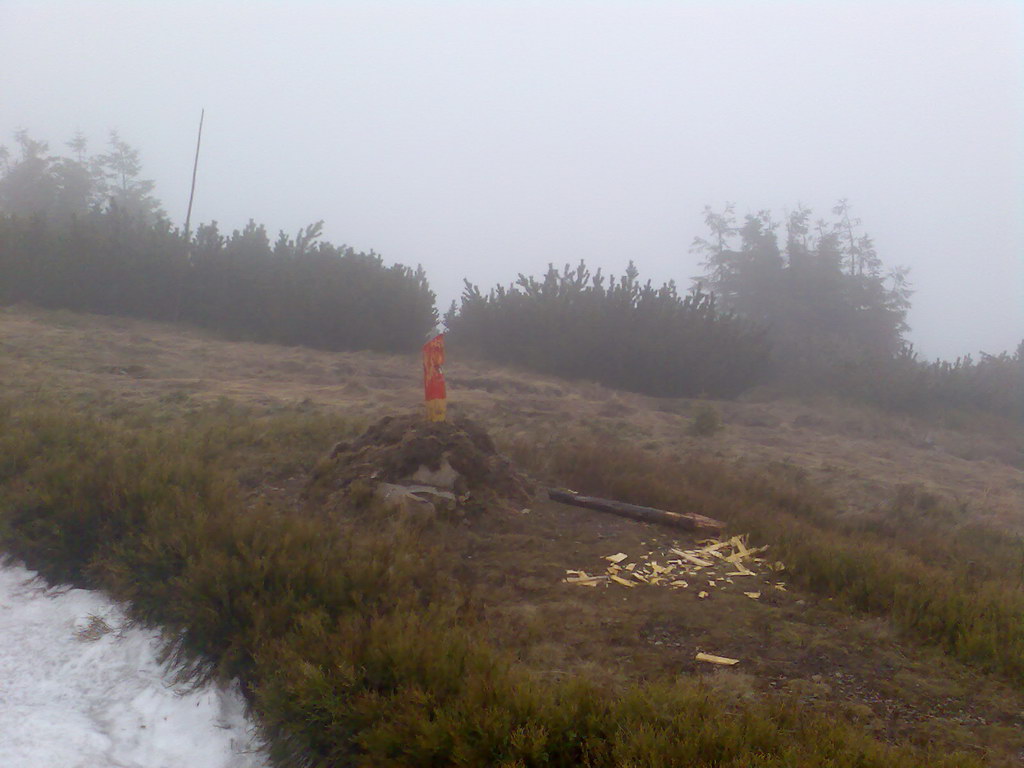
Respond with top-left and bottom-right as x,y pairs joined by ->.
315,413 -> 534,507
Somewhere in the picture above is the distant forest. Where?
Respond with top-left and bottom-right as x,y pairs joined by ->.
1,130 -> 1020,418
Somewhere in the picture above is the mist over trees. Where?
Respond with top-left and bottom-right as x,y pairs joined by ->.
692,201 -> 911,380
0,130 -> 164,223
0,131 -> 437,354
684,202 -> 1021,420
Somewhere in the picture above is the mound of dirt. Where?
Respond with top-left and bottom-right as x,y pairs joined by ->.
314,413 -> 534,508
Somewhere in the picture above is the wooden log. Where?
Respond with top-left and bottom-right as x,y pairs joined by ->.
548,489 -> 726,533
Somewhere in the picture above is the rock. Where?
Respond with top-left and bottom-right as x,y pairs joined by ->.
404,484 -> 458,512
374,483 -> 437,519
408,455 -> 460,491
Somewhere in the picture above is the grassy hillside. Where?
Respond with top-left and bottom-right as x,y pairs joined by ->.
2,304 -> 1023,766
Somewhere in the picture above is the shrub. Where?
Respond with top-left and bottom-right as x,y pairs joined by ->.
446,261 -> 769,399
0,213 -> 437,354
689,403 -> 723,436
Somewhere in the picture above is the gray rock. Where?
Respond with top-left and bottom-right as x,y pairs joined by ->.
407,455 -> 461,490
374,483 -> 437,518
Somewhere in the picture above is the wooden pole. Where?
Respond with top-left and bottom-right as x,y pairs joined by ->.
174,109 -> 204,323
183,108 -> 204,242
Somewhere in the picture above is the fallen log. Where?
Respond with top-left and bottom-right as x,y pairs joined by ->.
548,489 -> 726,533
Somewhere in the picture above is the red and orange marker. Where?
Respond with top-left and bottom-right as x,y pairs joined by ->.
422,333 -> 446,422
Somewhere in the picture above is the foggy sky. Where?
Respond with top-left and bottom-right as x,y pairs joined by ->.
2,1 -> 1021,360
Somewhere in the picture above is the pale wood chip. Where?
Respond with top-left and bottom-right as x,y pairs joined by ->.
698,541 -> 730,554
695,652 -> 739,666
728,535 -> 750,557
672,549 -> 714,567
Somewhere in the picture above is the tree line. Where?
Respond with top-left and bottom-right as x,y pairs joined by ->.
0,131 -> 437,353
1,130 -> 1019,417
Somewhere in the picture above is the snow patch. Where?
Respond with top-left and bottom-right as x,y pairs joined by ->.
0,563 -> 267,768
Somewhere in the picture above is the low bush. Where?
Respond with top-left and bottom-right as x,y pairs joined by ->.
778,343 -> 1024,426
445,261 -> 769,399
0,212 -> 438,354
689,402 -> 723,436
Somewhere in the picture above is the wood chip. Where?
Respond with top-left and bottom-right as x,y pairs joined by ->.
672,550 -> 714,567
695,652 -> 739,666
729,535 -> 750,557
564,573 -> 607,587
698,541 -> 731,554
576,533 -> 773,595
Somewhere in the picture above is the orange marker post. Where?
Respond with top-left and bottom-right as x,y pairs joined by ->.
422,333 -> 447,422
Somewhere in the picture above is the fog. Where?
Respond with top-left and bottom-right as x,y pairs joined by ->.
2,1 -> 1021,360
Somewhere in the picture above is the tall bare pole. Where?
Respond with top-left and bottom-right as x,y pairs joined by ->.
183,108 -> 204,241
174,109 -> 204,322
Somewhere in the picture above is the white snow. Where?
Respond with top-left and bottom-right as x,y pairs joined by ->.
0,563 -> 268,768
